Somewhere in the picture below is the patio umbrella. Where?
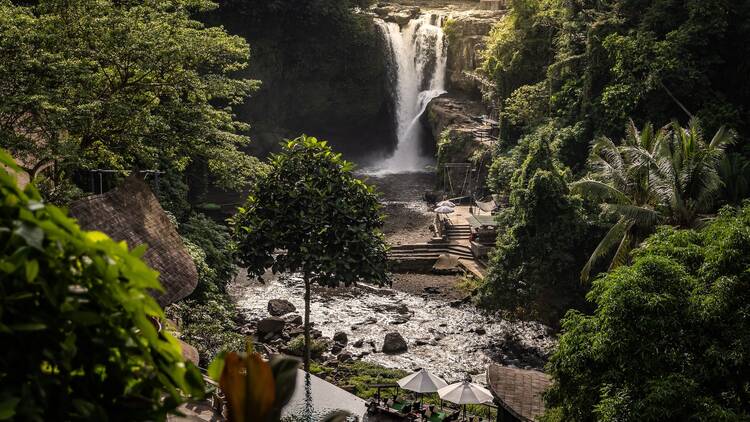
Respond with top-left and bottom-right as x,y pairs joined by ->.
438,381 -> 494,419
434,206 -> 455,214
437,200 -> 456,208
397,368 -> 448,393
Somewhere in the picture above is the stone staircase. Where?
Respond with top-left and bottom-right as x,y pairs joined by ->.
446,224 -> 471,241
388,242 -> 474,260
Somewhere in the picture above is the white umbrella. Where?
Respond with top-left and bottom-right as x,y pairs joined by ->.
438,381 -> 494,419
397,368 -> 448,393
434,206 -> 455,214
437,200 -> 456,208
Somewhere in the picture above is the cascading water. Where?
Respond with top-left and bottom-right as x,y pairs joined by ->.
375,14 -> 448,173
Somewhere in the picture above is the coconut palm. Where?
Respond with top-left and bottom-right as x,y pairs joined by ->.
572,118 -> 733,282
652,119 -> 735,227
571,120 -> 664,282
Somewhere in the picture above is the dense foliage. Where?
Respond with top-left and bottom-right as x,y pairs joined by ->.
0,151 -> 204,420
164,211 -> 244,365
233,135 -> 388,370
0,0 -> 260,190
480,129 -> 599,321
482,0 -> 750,316
483,0 -> 750,175
544,204 -> 750,421
571,119 -> 734,280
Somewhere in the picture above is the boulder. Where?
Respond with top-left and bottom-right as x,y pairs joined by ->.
268,299 -> 296,316
283,313 -> 303,325
382,332 -> 408,354
257,317 -> 285,336
353,339 -> 364,348
338,352 -> 352,363
333,331 -> 349,346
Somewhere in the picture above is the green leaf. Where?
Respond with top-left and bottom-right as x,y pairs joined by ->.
207,351 -> 227,382
25,260 -> 39,282
14,223 -> 44,250
0,397 -> 20,420
9,323 -> 47,332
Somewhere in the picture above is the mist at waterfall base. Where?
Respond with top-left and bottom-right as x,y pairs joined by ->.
362,14 -> 448,174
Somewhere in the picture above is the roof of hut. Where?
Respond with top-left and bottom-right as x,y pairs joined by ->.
69,176 -> 198,306
487,364 -> 551,422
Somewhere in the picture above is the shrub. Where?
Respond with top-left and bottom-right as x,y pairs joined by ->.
0,151 -> 204,420
165,292 -> 245,367
286,335 -> 327,358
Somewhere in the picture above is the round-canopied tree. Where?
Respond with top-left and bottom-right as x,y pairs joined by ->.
232,135 -> 388,371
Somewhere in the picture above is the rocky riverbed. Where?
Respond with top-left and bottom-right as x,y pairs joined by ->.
229,272 -> 555,382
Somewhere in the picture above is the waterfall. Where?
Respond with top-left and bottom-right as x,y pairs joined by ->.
375,14 -> 447,173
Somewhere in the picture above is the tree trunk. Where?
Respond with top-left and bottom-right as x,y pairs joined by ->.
303,275 -> 311,373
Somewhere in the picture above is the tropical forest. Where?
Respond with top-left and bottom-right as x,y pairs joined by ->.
1,0 -> 750,421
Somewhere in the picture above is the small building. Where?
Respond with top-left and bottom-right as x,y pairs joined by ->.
487,364 -> 551,422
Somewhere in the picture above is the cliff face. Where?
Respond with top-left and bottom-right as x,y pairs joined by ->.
208,7 -> 393,159
444,9 -> 503,94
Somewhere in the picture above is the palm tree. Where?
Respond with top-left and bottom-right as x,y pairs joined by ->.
572,118 -> 733,282
571,120 -> 664,282
652,119 -> 735,227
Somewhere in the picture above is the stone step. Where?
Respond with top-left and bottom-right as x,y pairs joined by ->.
390,244 -> 472,252
389,250 -> 474,259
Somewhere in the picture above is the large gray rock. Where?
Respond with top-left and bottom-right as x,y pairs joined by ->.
333,331 -> 348,346
382,332 -> 408,354
268,299 -> 296,316
257,317 -> 285,336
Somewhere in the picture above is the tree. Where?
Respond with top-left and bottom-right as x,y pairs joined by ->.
572,119 -> 733,281
543,204 -> 750,421
0,0 -> 260,190
0,149 -> 204,420
232,136 -> 388,371
480,128 -> 596,322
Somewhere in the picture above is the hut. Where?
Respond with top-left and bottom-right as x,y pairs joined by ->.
487,364 -> 551,422
69,175 -> 198,306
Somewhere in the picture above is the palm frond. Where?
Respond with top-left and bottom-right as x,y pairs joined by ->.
580,217 -> 632,283
601,203 -> 660,228
570,179 -> 632,204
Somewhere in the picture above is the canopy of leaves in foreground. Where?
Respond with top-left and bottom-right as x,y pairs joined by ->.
0,0 -> 260,190
0,151 -> 204,420
232,135 -> 388,287
544,204 -> 750,421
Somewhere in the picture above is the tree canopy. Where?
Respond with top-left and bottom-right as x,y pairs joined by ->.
483,0 -> 750,173
544,203 -> 750,421
480,128 -> 600,322
0,0 -> 260,190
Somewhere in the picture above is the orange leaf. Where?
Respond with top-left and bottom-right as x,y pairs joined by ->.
220,353 -> 248,422
243,353 -> 277,421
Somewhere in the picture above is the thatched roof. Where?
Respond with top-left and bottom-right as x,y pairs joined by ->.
487,364 -> 551,422
69,176 -> 198,306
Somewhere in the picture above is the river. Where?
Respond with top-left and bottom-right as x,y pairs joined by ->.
228,172 -> 555,383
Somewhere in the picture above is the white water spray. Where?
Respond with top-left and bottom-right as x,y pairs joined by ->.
374,14 -> 447,173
